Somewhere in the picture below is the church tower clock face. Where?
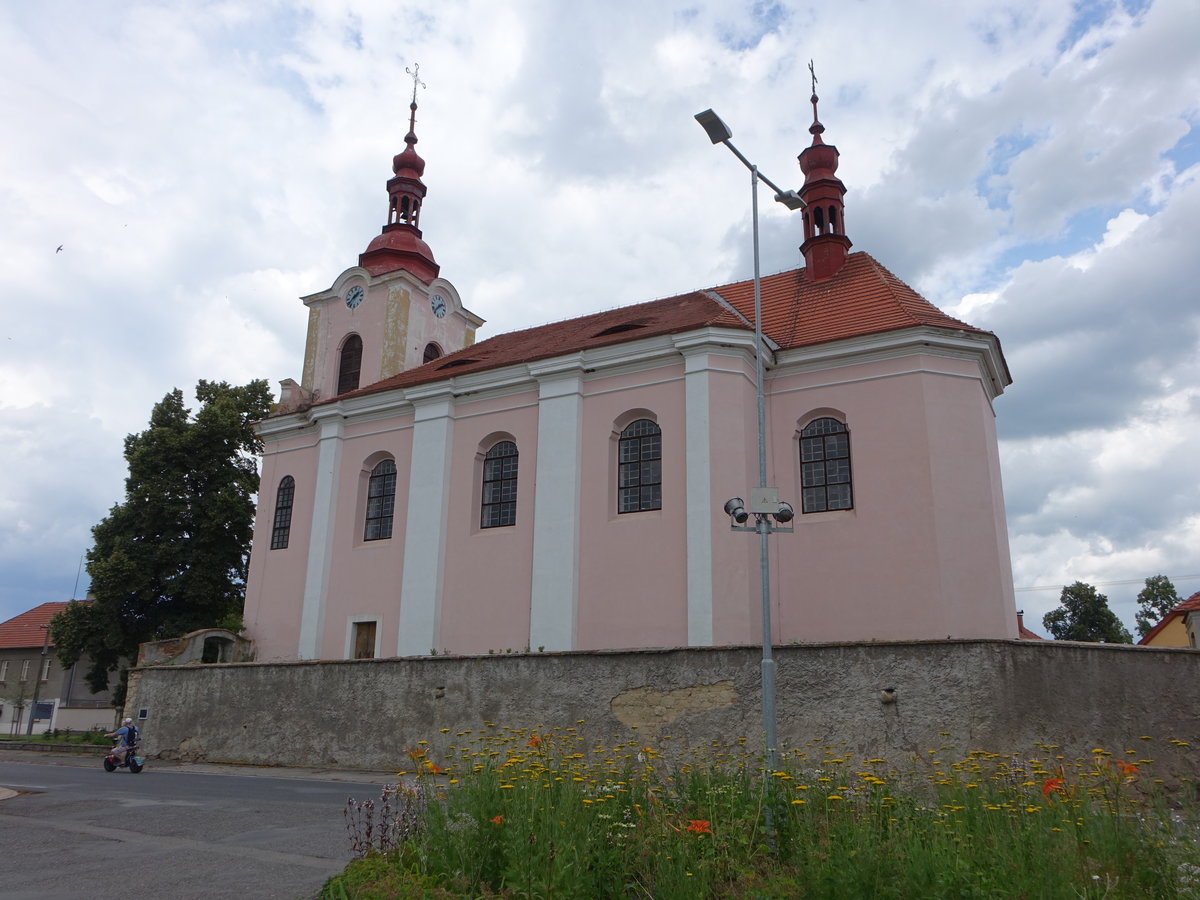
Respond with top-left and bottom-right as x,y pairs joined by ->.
430,293 -> 446,318
345,285 -> 365,309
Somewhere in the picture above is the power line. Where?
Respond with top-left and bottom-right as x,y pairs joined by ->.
1015,574 -> 1200,593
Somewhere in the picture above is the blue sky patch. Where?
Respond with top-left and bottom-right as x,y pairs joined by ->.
718,1 -> 787,51
1163,122 -> 1200,173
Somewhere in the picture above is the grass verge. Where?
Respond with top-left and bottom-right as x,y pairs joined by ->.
320,727 -> 1200,898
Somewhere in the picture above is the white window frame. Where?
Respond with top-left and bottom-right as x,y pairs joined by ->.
40,658 -> 51,682
0,660 -> 8,681
20,660 -> 30,682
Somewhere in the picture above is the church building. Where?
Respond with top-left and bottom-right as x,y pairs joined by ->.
241,87 -> 1018,662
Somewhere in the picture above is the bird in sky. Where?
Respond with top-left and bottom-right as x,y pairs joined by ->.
55,245 -> 63,253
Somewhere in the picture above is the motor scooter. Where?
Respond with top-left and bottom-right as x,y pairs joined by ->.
103,739 -> 145,774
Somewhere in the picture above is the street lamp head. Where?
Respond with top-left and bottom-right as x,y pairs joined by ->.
773,501 -> 795,524
694,108 -> 733,144
774,190 -> 806,211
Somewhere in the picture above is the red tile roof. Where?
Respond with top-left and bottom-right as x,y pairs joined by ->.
713,252 -> 992,349
0,601 -> 68,650
327,251 -> 1006,405
1175,591 -> 1200,612
341,290 -> 748,399
1016,612 -> 1044,640
1138,590 -> 1200,645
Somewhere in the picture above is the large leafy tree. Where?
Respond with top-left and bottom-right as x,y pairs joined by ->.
1042,581 -> 1133,643
52,380 -> 272,702
1134,574 -> 1181,638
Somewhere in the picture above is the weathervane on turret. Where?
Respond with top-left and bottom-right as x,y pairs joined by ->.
405,64 -> 426,140
807,59 -> 824,139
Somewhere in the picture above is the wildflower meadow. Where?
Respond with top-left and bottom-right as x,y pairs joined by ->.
321,725 -> 1200,898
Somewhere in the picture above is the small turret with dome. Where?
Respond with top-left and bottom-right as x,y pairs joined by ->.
360,64 -> 441,281
797,65 -> 852,282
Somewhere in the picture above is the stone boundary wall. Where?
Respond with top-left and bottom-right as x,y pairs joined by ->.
125,640 -> 1200,780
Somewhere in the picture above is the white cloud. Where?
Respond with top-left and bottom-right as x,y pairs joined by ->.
1,0 -> 1197,636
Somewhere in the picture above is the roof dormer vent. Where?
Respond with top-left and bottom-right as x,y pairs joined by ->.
594,319 -> 650,338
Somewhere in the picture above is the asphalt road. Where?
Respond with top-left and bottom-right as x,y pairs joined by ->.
0,750 -> 396,900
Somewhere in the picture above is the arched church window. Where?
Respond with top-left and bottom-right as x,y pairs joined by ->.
337,335 -> 363,395
423,342 -> 442,364
800,417 -> 853,513
828,207 -> 838,234
364,459 -> 397,541
481,441 -> 518,528
270,475 -> 295,550
618,419 -> 662,513
814,206 -> 826,235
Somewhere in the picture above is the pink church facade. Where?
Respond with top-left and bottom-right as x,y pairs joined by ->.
242,92 -> 1017,662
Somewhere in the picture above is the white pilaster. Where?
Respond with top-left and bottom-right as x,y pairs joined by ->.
298,414 -> 344,659
397,392 -> 455,656
529,361 -> 584,651
683,351 -> 715,645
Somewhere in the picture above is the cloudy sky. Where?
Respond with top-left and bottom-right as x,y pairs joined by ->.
1,0 -> 1197,637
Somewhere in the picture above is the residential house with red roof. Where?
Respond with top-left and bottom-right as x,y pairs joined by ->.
242,89 -> 1018,662
0,602 -> 115,734
1137,591 -> 1200,648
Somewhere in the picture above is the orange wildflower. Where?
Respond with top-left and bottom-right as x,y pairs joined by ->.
1114,760 -> 1139,776
527,735 -> 542,747
490,814 -> 504,824
686,819 -> 713,835
1042,777 -> 1066,796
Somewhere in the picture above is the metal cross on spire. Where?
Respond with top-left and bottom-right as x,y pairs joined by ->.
808,59 -> 818,97
406,63 -> 426,105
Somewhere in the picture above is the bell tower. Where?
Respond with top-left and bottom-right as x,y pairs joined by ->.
279,66 -> 483,414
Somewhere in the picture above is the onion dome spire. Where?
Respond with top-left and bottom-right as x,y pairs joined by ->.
360,64 -> 440,281
797,62 -> 851,282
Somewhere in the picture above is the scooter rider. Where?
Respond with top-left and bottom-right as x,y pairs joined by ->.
105,717 -> 138,750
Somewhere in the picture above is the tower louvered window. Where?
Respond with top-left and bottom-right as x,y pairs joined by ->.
337,334 -> 363,395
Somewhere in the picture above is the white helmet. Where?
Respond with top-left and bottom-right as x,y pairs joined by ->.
122,717 -> 133,725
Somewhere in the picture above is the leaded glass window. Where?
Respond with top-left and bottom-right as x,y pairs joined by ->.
481,441 -> 518,528
618,419 -> 662,513
270,475 -> 295,550
364,459 -> 397,541
800,417 -> 853,513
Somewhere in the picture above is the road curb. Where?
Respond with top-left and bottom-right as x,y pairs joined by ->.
0,741 -> 103,755
1,747 -> 397,784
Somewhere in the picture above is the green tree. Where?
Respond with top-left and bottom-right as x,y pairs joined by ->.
51,380 -> 272,703
1042,581 -> 1133,643
1134,574 -> 1181,638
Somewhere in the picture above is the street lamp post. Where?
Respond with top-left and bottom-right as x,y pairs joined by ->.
695,108 -> 802,797
24,623 -> 51,736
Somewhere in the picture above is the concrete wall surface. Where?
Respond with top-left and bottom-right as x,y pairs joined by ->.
126,640 -> 1200,782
